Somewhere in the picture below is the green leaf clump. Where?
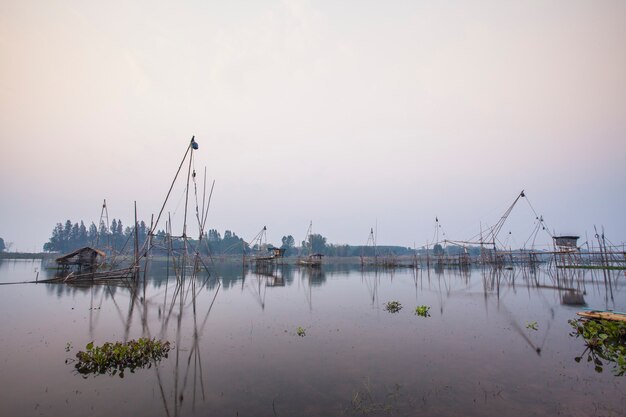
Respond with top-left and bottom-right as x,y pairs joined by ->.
568,318 -> 626,376
74,338 -> 171,378
297,326 -> 306,337
526,321 -> 538,331
384,301 -> 402,314
415,305 -> 431,317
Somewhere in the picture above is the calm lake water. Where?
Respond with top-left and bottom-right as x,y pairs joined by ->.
0,258 -> 624,417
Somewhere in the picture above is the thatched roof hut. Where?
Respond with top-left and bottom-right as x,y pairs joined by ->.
55,247 -> 106,271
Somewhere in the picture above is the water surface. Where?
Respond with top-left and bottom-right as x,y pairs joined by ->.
0,259 -> 624,416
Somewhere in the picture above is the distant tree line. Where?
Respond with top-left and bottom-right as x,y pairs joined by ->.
43,219 -> 149,253
42,222 -> 248,256
0,237 -> 5,252
424,243 -> 482,257
42,220 -> 483,257
206,229 -> 247,254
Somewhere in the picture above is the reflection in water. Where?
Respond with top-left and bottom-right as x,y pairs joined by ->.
71,255 -> 221,416
247,273 -> 268,310
305,266 -> 326,286
562,290 -> 586,306
361,269 -> 380,307
343,379 -> 414,416
0,262 -> 625,417
149,270 -> 220,417
244,265 -> 297,309
0,258 -> 53,284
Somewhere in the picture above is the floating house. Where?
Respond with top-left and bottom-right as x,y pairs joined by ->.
296,253 -> 323,267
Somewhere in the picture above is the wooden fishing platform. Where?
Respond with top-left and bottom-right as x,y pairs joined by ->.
40,266 -> 138,284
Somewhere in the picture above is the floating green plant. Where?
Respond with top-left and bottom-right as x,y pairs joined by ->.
384,301 -> 402,313
569,318 -> 626,376
526,321 -> 538,331
415,305 -> 431,317
73,338 -> 171,378
297,326 -> 306,337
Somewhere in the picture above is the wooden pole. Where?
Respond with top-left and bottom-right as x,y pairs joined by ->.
201,167 -> 207,228
134,201 -> 139,280
182,142 -> 194,281
151,139 -> 193,236
143,214 -> 154,299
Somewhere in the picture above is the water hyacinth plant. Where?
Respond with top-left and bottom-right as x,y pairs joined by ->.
384,301 -> 402,313
568,318 -> 626,376
73,338 -> 171,378
415,305 -> 431,317
297,326 -> 306,337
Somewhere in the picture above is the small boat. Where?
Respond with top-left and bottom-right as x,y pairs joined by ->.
245,226 -> 286,265
296,221 -> 323,268
252,247 -> 286,263
577,309 -> 626,323
296,253 -> 323,268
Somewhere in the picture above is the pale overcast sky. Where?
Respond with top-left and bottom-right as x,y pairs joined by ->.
1,0 -> 625,251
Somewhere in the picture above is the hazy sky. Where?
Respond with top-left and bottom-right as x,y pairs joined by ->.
1,0 -> 625,252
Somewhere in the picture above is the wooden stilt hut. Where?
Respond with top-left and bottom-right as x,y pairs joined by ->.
55,247 -> 106,273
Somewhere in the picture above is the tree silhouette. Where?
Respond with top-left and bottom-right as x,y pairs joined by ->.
309,234 -> 327,254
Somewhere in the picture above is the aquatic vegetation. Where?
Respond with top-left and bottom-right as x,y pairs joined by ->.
73,338 -> 171,378
414,305 -> 431,317
343,380 -> 411,416
384,301 -> 402,313
568,318 -> 626,376
297,326 -> 306,337
526,321 -> 538,331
